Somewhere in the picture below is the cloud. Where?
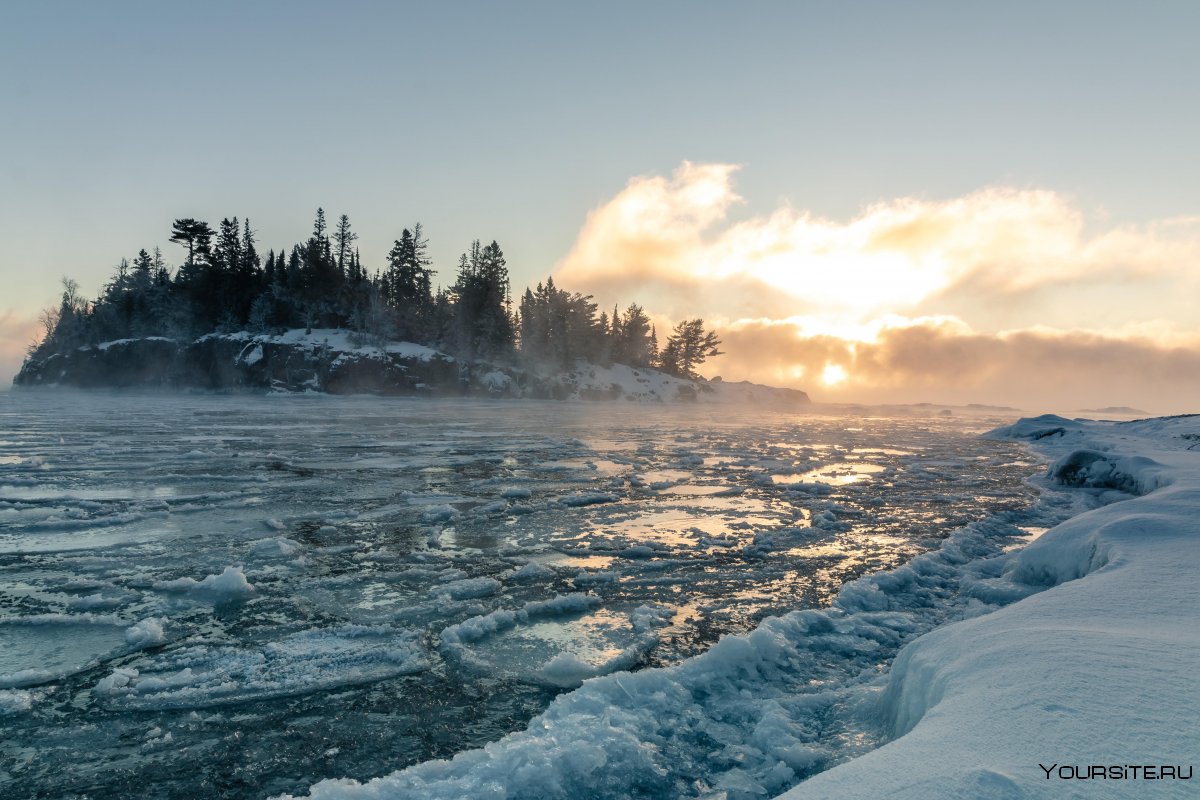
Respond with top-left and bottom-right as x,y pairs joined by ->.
0,310 -> 44,388
709,317 -> 1200,412
553,162 -> 1200,411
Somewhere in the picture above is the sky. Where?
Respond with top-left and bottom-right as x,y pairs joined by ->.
2,1 -> 1199,411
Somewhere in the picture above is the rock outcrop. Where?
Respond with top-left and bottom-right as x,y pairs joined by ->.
15,330 -> 811,405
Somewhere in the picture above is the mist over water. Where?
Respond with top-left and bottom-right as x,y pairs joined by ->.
1,391 -> 1052,799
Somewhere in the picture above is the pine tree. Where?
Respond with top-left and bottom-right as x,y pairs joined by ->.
169,218 -> 216,332
169,218 -> 207,266
132,249 -> 154,289
661,319 -> 723,378
241,218 -> 260,273
333,214 -> 357,278
452,240 -> 514,358
614,303 -> 654,367
152,247 -> 167,284
299,208 -> 340,327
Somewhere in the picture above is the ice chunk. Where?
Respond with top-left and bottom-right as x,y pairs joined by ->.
557,492 -> 618,508
572,570 -> 618,586
429,577 -> 501,601
506,562 -> 556,582
421,505 -> 460,523
67,591 -> 137,611
536,652 -> 598,687
153,566 -> 255,602
95,625 -> 427,709
0,614 -> 131,688
126,618 -> 166,647
251,537 -> 302,556
0,689 -> 34,715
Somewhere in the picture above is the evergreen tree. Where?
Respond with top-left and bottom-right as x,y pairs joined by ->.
515,276 -> 604,367
241,219 -> 260,273
299,208 -> 340,328
169,218 -> 209,266
333,214 -> 357,278
169,218 -> 216,332
46,277 -> 89,353
382,225 -> 435,338
613,303 -> 654,367
132,249 -> 154,290
451,240 -> 514,359
660,319 -> 723,378
29,207 -> 719,388
152,247 -> 167,284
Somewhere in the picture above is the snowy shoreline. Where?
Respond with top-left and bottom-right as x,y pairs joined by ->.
14,328 -> 811,406
8,402 -> 1191,798
276,414 -> 1197,800
783,414 -> 1200,799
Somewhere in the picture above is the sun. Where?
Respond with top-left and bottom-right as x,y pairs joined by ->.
821,364 -> 848,386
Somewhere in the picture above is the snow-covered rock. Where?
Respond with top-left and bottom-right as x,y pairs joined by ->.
15,330 -> 811,405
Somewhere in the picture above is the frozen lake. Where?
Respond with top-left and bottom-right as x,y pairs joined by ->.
0,391 -> 1066,799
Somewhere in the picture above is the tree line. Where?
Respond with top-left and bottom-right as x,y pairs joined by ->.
32,209 -> 723,378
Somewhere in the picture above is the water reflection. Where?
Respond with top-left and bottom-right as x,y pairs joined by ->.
772,462 -> 887,486
0,394 -> 1044,800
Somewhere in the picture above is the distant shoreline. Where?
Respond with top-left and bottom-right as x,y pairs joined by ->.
14,328 -> 811,406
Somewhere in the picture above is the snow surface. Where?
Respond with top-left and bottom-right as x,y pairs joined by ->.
211,328 -> 447,366
94,336 -> 175,352
781,414 -> 1200,799
543,361 -> 810,406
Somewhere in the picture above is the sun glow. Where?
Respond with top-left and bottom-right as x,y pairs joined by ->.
821,364 -> 848,386
553,161 -> 1200,410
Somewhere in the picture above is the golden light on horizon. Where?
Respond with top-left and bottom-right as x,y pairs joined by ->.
821,364 -> 848,386
553,161 -> 1200,412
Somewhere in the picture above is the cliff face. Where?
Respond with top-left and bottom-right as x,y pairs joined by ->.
14,329 -> 811,405
16,332 -> 473,396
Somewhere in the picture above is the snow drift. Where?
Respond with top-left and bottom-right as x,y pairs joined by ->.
782,415 -> 1200,799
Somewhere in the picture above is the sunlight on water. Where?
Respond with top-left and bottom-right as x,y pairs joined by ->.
772,462 -> 887,485
0,391 -> 1049,800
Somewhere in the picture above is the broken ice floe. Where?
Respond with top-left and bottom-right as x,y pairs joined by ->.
94,624 -> 428,709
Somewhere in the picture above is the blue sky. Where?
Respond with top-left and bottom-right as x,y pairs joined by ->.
3,1 -> 1200,407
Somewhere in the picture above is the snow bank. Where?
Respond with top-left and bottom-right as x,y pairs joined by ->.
781,415 -> 1200,799
545,360 -> 810,405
